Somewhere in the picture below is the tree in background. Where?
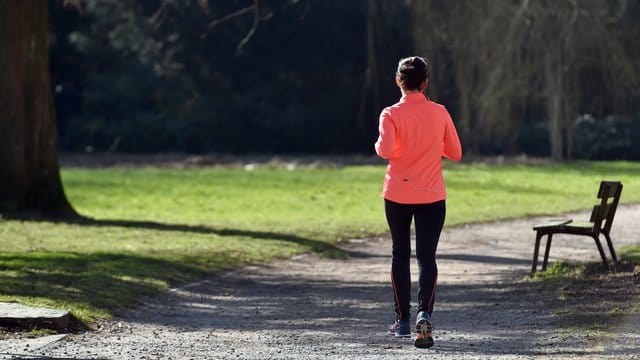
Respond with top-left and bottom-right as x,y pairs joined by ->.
43,0 -> 640,159
49,0 -> 414,155
358,0 -> 411,136
2,0 -> 637,214
0,0 -> 76,217
411,0 -> 640,159
0,0 -> 277,217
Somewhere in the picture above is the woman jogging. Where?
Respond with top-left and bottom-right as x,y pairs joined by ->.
375,56 -> 462,348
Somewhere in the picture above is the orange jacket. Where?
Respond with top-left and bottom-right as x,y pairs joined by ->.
375,93 -> 462,204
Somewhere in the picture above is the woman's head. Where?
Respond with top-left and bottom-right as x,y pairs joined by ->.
396,56 -> 429,92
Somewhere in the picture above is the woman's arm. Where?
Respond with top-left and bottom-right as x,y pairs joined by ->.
375,108 -> 397,160
442,110 -> 462,161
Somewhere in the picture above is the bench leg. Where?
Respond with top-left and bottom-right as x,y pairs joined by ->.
542,233 -> 553,271
532,232 -> 544,273
602,231 -> 618,263
592,235 -> 609,269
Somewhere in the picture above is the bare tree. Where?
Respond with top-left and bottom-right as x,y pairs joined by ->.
410,0 -> 639,159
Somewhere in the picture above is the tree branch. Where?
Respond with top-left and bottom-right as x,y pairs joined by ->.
207,5 -> 254,28
206,0 -> 276,52
236,0 -> 260,51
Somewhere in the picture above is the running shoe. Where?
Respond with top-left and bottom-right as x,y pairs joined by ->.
415,311 -> 434,348
387,318 -> 411,338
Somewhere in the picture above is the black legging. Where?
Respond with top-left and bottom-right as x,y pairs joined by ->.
384,198 -> 446,321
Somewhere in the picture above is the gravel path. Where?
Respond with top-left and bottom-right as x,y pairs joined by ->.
6,205 -> 640,359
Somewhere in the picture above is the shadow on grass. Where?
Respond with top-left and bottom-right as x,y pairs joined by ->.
4,213 -> 342,257
0,214 -> 343,327
0,252 -> 208,324
75,217 -> 341,256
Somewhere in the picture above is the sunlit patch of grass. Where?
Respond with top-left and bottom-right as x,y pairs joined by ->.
25,328 -> 58,338
619,244 -> 640,264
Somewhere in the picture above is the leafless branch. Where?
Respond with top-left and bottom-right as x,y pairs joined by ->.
207,5 -> 254,28
150,2 -> 169,29
236,0 -> 261,51
206,0 -> 277,52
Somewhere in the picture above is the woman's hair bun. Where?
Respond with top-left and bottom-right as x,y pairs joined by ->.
396,56 -> 429,91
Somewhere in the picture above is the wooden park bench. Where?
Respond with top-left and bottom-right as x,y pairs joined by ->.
531,181 -> 623,273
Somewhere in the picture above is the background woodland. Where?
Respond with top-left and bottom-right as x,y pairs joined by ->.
50,0 -> 640,159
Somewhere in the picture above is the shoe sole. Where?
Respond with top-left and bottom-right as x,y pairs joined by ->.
414,318 -> 434,348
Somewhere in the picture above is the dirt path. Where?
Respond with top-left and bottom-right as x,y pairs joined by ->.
11,205 -> 640,359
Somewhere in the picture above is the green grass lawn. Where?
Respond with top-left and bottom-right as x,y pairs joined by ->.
1,160 -> 640,323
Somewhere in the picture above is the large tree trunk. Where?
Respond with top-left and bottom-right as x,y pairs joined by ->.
0,1 -> 76,217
